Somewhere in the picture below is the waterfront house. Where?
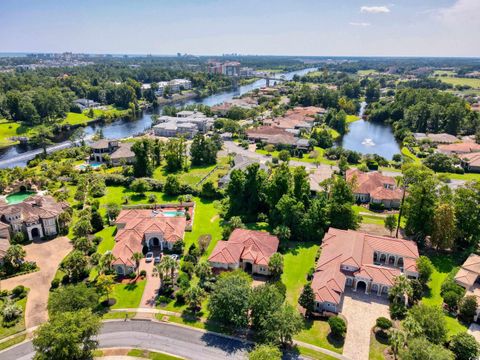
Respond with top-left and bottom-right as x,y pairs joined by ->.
208,229 -> 279,276
454,254 -> 480,322
90,139 -> 135,165
312,228 -> 419,313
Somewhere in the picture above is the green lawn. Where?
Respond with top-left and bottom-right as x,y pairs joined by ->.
95,226 -> 116,254
0,119 -> 28,148
256,147 -> 336,165
128,349 -> 184,360
437,76 -> 480,88
153,157 -> 229,187
421,254 -> 467,338
433,70 -> 456,76
369,331 -> 389,360
357,69 -> 379,76
0,296 -> 27,340
0,334 -> 26,351
438,172 -> 480,181
296,319 -> 344,354
296,346 -> 339,360
401,147 -> 421,164
60,107 -> 130,126
102,311 -> 136,320
346,115 -> 360,123
108,280 -> 146,309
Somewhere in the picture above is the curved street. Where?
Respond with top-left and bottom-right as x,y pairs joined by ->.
0,320 -> 251,360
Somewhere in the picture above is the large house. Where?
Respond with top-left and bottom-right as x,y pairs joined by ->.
208,229 -> 279,276
153,111 -> 214,138
312,228 -> 419,313
459,152 -> 480,173
454,254 -> 480,322
111,209 -> 187,275
0,195 -> 69,241
437,142 -> 480,155
90,139 -> 135,165
346,169 -> 403,209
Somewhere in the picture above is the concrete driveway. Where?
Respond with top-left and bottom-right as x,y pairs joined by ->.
139,259 -> 159,308
1,236 -> 72,329
341,289 -> 390,360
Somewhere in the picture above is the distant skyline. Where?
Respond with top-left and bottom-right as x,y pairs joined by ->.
0,0 -> 478,57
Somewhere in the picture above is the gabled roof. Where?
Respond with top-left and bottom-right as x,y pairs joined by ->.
455,254 -> 480,288
346,169 -> 396,195
208,229 -> 279,266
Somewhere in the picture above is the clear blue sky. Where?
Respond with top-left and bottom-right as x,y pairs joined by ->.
0,0 -> 478,57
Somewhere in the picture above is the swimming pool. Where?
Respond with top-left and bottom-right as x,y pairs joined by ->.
6,191 -> 36,204
78,163 -> 103,170
162,210 -> 185,217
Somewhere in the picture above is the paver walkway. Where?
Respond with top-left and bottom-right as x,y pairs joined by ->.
138,259 -> 159,308
1,236 -> 72,329
341,289 -> 389,360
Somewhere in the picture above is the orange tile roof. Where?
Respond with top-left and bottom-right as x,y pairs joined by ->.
438,142 -> 480,154
208,229 -> 279,266
312,228 -> 419,305
455,254 -> 480,288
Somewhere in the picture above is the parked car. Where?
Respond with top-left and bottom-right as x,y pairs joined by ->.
145,252 -> 154,263
154,256 -> 161,264
169,254 -> 179,261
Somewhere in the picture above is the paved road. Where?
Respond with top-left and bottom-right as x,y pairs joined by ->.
0,321 -> 251,360
1,236 -> 72,329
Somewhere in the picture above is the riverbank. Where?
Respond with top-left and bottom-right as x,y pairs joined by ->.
156,90 -> 199,105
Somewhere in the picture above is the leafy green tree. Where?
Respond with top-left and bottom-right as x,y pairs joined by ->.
222,216 -> 244,239
271,194 -> 305,240
302,195 -> 329,241
416,256 -> 434,285
105,202 -> 121,221
248,345 -> 282,360
131,252 -> 143,275
48,283 -> 99,314
384,214 -> 397,236
407,304 -> 447,344
431,203 -> 456,250
95,274 -> 115,305
132,139 -> 154,177
90,209 -> 104,233
266,163 -> 293,209
164,137 -> 187,172
328,316 -> 347,338
400,337 -> 454,360
292,166 -> 310,203
250,284 -> 284,331
454,181 -> 480,247
32,125 -> 54,156
458,295 -> 477,323
190,134 -> 218,165
449,332 -> 480,360
130,178 -> 151,196
208,271 -> 251,329
273,225 -> 291,242
260,303 -> 303,346
278,150 -> 290,162
164,175 -> 181,196
389,329 -> 406,360
298,283 -> 316,317
4,244 -> 26,269
99,252 -> 115,274
61,250 -> 89,282
72,217 -> 93,238
33,309 -> 101,360
268,253 -> 284,281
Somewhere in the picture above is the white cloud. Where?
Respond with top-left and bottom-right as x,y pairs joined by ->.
349,22 -> 371,27
437,0 -> 480,25
360,6 -> 390,14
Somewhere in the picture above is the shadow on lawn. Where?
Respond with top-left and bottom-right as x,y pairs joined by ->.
302,318 -> 344,350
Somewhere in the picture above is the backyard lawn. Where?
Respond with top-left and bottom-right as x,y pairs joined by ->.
296,319 -> 344,354
0,119 -> 28,148
95,226 -> 116,254
421,253 -> 468,338
256,146 -> 336,165
60,107 -> 130,126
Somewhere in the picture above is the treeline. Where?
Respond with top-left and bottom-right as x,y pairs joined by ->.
224,163 -> 360,242
367,88 -> 480,138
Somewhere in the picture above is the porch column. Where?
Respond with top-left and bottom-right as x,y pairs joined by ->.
365,281 -> 370,295
377,285 -> 382,296
394,256 -> 399,267
353,279 -> 357,292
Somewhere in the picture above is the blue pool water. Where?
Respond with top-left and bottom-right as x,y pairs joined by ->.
162,210 -> 185,217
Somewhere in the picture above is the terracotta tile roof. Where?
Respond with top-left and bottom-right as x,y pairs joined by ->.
312,228 -> 419,305
0,195 -> 68,223
370,187 -> 403,201
208,229 -> 279,266
438,142 -> 480,154
455,254 -> 480,288
459,152 -> 480,167
246,126 -> 297,145
346,169 -> 396,194
112,209 -> 186,267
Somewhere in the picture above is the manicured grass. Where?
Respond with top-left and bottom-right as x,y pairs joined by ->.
358,69 -> 379,76
296,319 -> 344,354
297,346 -> 339,360
102,311 -> 136,320
281,242 -> 319,306
439,172 -> 480,181
153,160 -> 228,187
401,147 -> 421,164
95,226 -> 116,254
437,76 -> 480,88
421,253 -> 467,338
433,70 -> 456,76
0,334 -> 26,351
256,147 -> 336,165
0,119 -> 28,148
0,296 -> 27,339
60,107 -> 129,126
346,115 -> 360,123
109,280 -> 146,309
369,331 -> 389,360
128,348 -> 184,360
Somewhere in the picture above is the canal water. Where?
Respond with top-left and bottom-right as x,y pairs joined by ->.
0,67 -> 316,168
338,102 -> 401,160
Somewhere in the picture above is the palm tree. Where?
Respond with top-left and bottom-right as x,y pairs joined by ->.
185,285 -> 205,313
389,275 -> 413,306
160,255 -> 178,280
156,261 -> 167,288
99,252 -> 116,274
131,252 -> 143,275
5,244 -> 26,269
389,329 -> 406,360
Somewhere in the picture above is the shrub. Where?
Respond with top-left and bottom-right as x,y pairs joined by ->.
12,285 -> 27,299
376,317 -> 392,330
1,303 -> 22,323
449,332 -> 480,360
198,234 -> 211,254
443,290 -> 463,310
459,296 -> 477,323
50,278 -> 60,289
127,272 -> 136,279
148,194 -> 157,203
328,316 -> 346,337
176,273 -> 191,290
181,261 -> 195,277
139,270 -> 147,277
389,302 -> 407,319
